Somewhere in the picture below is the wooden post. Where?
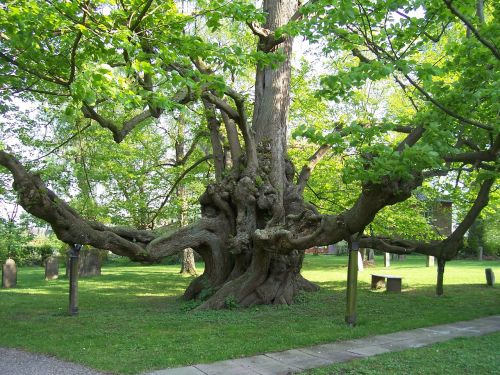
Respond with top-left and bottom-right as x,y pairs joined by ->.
345,241 -> 359,326
69,244 -> 82,316
485,268 -> 495,286
436,258 -> 446,296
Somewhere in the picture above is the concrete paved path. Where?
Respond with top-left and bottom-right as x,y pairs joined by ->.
143,315 -> 500,375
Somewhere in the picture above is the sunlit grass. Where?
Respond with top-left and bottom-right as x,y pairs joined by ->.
0,255 -> 498,374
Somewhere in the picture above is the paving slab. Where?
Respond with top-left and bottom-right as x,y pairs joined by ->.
299,345 -> 362,362
373,330 -> 417,342
146,366 -> 205,375
413,328 -> 461,342
380,338 -> 428,351
346,345 -> 392,356
265,349 -> 333,370
195,359 -> 258,375
364,333 -> 407,345
236,354 -> 302,375
481,315 -> 500,323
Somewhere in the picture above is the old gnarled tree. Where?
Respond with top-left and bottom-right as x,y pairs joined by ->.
0,0 -> 498,308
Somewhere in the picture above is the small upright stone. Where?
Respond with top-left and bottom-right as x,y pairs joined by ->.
384,253 -> 390,268
80,249 -> 102,277
2,258 -> 17,288
45,256 -> 59,280
357,251 -> 364,272
485,268 -> 495,286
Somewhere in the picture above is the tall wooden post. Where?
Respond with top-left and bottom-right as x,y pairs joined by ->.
345,241 -> 359,326
436,258 -> 446,296
69,244 -> 82,315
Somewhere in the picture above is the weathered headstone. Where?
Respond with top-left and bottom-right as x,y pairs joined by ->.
2,258 -> 17,288
44,256 -> 59,280
426,256 -> 435,267
384,253 -> 390,268
65,248 -> 102,277
485,268 -> 495,286
80,249 -> 102,276
478,246 -> 483,261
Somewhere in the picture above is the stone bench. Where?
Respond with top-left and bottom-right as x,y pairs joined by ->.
371,274 -> 403,292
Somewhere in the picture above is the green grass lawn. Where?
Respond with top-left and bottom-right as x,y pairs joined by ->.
0,255 -> 499,374
301,332 -> 500,375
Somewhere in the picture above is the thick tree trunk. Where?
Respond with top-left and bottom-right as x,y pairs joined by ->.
179,189 -> 197,276
436,258 -> 446,296
176,0 -> 322,308
180,248 -> 197,276
176,118 -> 197,276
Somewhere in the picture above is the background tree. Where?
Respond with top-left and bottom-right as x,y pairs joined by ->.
0,0 -> 498,308
0,201 -> 34,264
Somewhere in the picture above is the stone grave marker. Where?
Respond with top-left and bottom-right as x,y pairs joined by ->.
80,249 -> 102,276
45,256 -> 59,280
65,248 -> 103,277
2,258 -> 17,288
485,268 -> 495,286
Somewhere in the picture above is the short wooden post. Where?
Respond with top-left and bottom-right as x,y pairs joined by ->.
436,258 -> 446,296
69,244 -> 82,315
345,241 -> 359,326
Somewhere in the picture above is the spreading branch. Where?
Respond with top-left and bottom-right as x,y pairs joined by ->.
359,177 -> 495,259
0,150 -> 157,261
82,87 -> 193,143
297,144 -> 330,194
